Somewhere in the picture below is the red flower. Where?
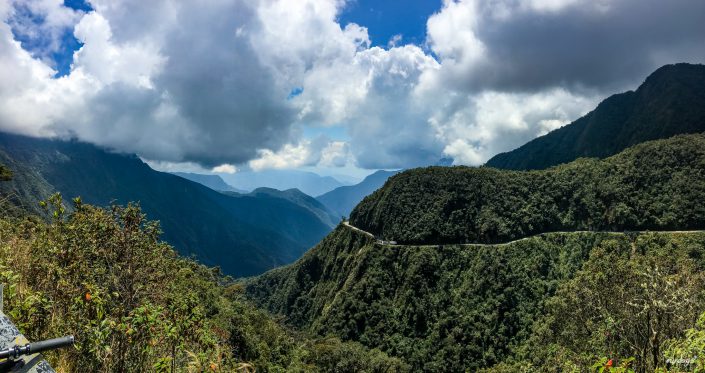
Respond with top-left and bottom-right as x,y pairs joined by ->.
606,359 -> 613,368
85,292 -> 92,301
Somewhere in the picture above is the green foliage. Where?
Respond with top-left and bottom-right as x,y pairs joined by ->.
662,312 -> 705,372
249,226 -> 705,371
591,357 -> 635,373
0,164 -> 11,181
486,63 -> 705,170
509,233 -> 705,372
350,134 -> 705,245
0,195 -> 402,372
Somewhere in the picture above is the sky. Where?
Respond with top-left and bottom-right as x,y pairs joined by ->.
0,0 -> 704,179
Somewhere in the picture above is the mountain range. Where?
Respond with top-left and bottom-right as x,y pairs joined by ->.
248,133 -> 705,371
0,132 -> 335,277
2,62 -> 705,371
221,169 -> 346,196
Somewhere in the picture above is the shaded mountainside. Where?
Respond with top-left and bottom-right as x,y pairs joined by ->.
242,187 -> 339,228
316,170 -> 400,218
0,132 -> 333,277
486,63 -> 705,170
247,226 -> 705,371
350,134 -> 705,245
172,172 -> 246,193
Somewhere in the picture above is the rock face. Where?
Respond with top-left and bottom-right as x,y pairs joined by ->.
0,312 -> 56,372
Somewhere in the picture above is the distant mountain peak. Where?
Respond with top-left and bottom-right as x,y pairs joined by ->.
172,172 -> 243,192
221,169 -> 344,196
485,63 -> 705,170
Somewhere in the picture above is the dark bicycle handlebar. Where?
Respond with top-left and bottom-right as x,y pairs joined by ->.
0,335 -> 74,360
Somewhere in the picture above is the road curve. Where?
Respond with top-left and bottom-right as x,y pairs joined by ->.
342,221 -> 705,248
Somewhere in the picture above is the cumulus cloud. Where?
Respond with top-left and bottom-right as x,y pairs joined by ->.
0,0 -> 703,171
212,164 -> 237,174
248,135 -> 349,170
432,88 -> 601,165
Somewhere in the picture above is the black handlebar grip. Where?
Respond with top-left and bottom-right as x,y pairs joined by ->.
28,335 -> 74,354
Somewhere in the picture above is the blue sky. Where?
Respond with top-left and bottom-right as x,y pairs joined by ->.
9,0 -> 91,77
338,0 -> 442,47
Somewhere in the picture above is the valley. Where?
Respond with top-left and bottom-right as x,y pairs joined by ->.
0,11 -> 703,368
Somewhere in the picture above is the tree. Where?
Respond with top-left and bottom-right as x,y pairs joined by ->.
529,238 -> 705,372
0,164 -> 11,181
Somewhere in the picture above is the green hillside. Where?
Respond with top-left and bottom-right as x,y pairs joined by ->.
0,132 -> 334,277
0,190 -> 406,371
0,164 -> 10,180
350,134 -> 705,245
247,135 -> 705,371
247,227 -> 705,371
485,63 -> 705,170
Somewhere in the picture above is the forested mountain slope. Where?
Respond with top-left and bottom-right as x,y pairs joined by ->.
247,227 -> 705,371
350,134 -> 705,245
248,135 -> 705,370
0,190 -> 406,371
485,63 -> 705,170
0,132 -> 333,277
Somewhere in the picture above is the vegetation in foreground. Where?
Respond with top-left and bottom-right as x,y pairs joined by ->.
0,193 -> 406,372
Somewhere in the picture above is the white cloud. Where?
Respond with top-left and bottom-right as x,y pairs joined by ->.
71,12 -> 164,88
319,141 -> 351,167
0,0 -> 702,172
212,164 -> 237,174
249,142 -> 315,171
433,88 -> 600,165
143,159 -> 209,173
248,136 -> 350,171
6,0 -> 84,62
